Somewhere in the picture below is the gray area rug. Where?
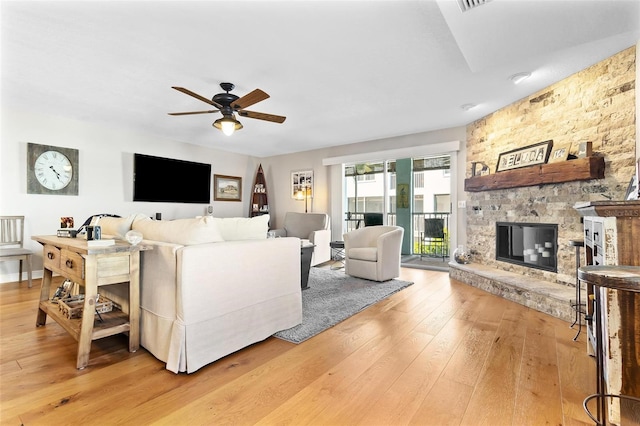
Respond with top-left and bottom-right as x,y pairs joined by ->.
273,268 -> 413,344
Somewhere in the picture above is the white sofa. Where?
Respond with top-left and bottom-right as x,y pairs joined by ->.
98,214 -> 302,374
272,212 -> 331,266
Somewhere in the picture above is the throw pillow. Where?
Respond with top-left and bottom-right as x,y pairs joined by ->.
132,216 -> 224,245
97,214 -> 137,239
213,215 -> 269,241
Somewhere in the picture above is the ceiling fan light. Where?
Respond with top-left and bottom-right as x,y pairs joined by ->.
213,116 -> 243,136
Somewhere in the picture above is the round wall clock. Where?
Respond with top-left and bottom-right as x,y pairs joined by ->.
27,143 -> 79,195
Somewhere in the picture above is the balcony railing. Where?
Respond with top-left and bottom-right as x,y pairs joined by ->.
343,212 -> 451,256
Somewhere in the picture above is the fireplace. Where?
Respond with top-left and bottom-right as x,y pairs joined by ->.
496,222 -> 558,272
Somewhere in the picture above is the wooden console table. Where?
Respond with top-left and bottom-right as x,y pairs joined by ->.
33,235 -> 144,369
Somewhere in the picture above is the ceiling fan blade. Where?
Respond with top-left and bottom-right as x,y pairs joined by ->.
171,86 -> 223,109
238,110 -> 286,123
232,89 -> 269,110
168,110 -> 219,116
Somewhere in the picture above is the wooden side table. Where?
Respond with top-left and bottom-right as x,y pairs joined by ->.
330,240 -> 345,270
577,265 -> 640,425
33,235 -> 145,369
301,242 -> 315,290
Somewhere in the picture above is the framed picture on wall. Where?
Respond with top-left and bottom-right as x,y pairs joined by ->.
213,174 -> 242,201
291,170 -> 313,199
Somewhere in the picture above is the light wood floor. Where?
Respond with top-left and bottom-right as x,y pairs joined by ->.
1,268 -> 597,425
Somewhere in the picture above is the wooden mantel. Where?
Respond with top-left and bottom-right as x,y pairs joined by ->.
464,156 -> 605,192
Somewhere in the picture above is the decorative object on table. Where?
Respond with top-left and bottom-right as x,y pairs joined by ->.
60,217 -> 74,228
273,268 -> 413,344
548,142 -> 572,163
57,216 -> 78,238
125,230 -> 143,245
453,245 -> 471,264
56,229 -> 78,238
168,82 -> 286,136
27,143 -> 79,195
577,141 -> 593,158
291,170 -> 313,199
213,174 -> 242,201
86,225 -> 101,241
496,140 -> 553,172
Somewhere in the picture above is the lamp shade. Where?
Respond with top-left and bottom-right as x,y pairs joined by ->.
213,115 -> 243,136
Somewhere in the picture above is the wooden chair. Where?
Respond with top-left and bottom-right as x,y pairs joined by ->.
0,216 -> 33,287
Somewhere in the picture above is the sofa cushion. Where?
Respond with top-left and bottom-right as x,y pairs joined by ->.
213,215 -> 269,241
348,247 -> 378,262
133,216 -> 224,245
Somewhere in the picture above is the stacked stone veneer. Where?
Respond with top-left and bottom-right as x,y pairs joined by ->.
465,46 -> 636,287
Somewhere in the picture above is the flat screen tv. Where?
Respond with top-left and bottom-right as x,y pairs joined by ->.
133,153 -> 212,203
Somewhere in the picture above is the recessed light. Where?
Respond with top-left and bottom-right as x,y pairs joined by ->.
509,72 -> 531,84
461,103 -> 477,111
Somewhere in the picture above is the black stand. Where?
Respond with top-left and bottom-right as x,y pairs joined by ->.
569,239 -> 585,340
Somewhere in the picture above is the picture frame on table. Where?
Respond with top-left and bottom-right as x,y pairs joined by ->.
548,142 -> 571,163
213,174 -> 242,202
291,170 -> 313,199
496,140 -> 553,172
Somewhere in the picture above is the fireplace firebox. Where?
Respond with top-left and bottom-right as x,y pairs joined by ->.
496,222 -> 558,272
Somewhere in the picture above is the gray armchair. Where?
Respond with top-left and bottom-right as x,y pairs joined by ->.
343,225 -> 404,282
272,212 -> 331,266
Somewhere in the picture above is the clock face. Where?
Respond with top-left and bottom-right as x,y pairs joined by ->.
27,143 -> 79,195
34,151 -> 73,190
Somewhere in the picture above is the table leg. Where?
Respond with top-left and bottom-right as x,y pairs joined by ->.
76,257 -> 98,369
36,268 -> 53,326
128,251 -> 140,353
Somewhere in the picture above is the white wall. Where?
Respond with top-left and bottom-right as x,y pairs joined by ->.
1,108 -> 255,283
1,105 -> 467,283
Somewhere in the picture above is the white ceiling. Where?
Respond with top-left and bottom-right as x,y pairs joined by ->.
1,1 -> 638,157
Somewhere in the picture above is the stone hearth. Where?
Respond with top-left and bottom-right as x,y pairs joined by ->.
449,262 -> 574,322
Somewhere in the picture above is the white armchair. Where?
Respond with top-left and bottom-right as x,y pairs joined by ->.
272,212 -> 331,266
343,225 -> 404,282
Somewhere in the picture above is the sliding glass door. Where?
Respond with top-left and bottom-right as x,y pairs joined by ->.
343,155 -> 451,258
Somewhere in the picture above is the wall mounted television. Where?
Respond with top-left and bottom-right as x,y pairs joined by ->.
133,153 -> 212,203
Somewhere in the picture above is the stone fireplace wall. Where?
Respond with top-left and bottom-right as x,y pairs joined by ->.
465,46 -> 636,286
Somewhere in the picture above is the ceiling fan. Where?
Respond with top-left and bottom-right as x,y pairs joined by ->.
168,82 -> 286,136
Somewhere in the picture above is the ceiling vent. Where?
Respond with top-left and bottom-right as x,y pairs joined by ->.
457,0 -> 491,12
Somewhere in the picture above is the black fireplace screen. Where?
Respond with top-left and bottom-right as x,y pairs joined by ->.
496,222 -> 558,272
